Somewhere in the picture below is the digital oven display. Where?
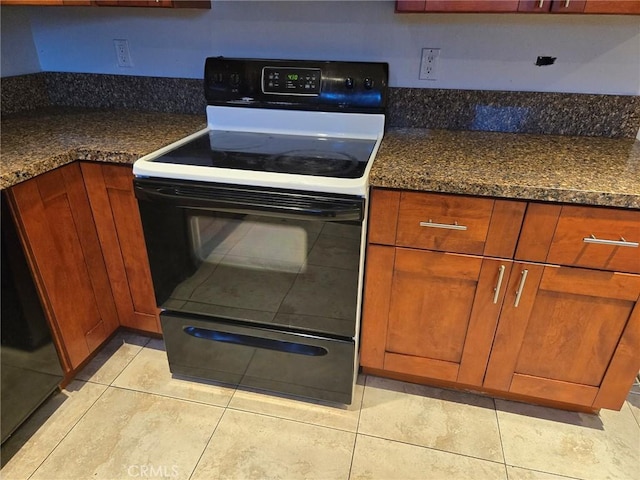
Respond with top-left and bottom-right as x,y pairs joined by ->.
262,67 -> 321,96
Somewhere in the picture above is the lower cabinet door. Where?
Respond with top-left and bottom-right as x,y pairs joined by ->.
7,163 -> 119,370
82,163 -> 160,333
361,245 -> 511,386
484,263 -> 640,409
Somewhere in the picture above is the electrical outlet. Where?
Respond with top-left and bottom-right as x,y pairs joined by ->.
419,48 -> 440,81
113,39 -> 133,68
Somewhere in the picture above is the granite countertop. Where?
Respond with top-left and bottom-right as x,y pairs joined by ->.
371,128 -> 640,209
1,107 -> 206,190
2,108 -> 639,208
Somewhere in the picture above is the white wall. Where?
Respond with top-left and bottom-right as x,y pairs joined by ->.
1,7 -> 41,76
3,1 -> 640,94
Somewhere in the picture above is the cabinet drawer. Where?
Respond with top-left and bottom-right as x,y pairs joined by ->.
549,206 -> 640,274
520,204 -> 640,274
395,191 -> 524,257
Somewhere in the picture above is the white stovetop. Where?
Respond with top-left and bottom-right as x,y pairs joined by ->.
132,106 -> 385,197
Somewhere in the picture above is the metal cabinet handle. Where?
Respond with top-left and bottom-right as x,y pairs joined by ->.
583,234 -> 639,248
493,265 -> 506,304
514,269 -> 529,307
538,0 -> 544,7
419,219 -> 468,231
564,0 -> 570,7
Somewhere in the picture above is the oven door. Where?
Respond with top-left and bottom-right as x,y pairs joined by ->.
134,178 -> 364,339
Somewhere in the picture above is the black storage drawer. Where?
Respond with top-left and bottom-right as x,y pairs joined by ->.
161,312 -> 355,404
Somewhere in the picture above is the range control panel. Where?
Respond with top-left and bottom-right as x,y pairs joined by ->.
262,67 -> 321,96
204,57 -> 388,113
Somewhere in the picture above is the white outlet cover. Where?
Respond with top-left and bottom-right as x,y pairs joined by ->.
113,39 -> 133,68
419,48 -> 440,81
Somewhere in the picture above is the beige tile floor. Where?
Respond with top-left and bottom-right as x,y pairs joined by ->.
1,331 -> 638,480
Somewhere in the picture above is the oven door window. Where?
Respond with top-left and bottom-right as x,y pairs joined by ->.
145,206 -> 361,338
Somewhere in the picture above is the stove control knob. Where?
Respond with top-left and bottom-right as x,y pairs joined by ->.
230,73 -> 241,86
345,77 -> 354,89
363,78 -> 373,90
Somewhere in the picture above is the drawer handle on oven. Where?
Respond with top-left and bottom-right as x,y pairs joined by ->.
183,326 -> 328,356
419,220 -> 468,231
583,235 -> 639,248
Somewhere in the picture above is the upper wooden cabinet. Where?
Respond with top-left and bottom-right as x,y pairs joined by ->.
396,0 -> 519,12
582,0 -> 640,12
518,0 -> 586,12
93,0 -> 210,7
0,0 -> 210,7
396,0 -> 640,13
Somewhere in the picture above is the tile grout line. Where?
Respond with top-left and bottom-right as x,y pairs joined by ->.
504,463 -> 585,480
222,402 -> 359,435
355,431 -> 510,469
75,333 -> 152,387
495,400 -> 590,480
106,383 -> 234,409
26,380 -> 111,480
186,403 -> 229,480
493,397 -> 510,480
346,374 -> 368,480
625,399 -> 640,429
107,335 -> 153,387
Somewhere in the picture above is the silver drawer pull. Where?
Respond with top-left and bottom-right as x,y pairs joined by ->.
514,269 -> 529,308
493,265 -> 506,304
419,219 -> 468,231
583,234 -> 639,248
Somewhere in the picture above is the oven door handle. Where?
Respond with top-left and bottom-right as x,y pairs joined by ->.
134,181 -> 364,222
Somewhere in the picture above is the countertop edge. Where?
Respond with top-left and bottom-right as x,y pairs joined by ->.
369,177 -> 640,210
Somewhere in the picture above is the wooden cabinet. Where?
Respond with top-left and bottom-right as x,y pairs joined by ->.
361,188 -> 640,411
519,0 -> 640,13
582,0 -> 640,13
361,189 -> 525,386
396,1 -> 519,12
5,163 -> 120,372
81,163 -> 160,334
518,0 -> 586,13
396,0 -> 640,13
0,0 -> 209,7
516,203 -> 640,274
5,161 -> 161,373
362,246 -> 513,386
93,0 -> 209,7
485,263 -> 640,409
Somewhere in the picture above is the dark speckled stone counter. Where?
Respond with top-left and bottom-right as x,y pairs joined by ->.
371,128 -> 640,209
1,107 -> 206,190
3,108 -> 639,209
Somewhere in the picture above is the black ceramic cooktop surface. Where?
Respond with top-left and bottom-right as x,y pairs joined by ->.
153,130 -> 376,179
